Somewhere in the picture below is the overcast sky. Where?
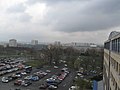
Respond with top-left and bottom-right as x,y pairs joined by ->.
0,0 -> 120,44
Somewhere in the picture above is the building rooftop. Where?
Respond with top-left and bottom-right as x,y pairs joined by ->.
108,31 -> 120,40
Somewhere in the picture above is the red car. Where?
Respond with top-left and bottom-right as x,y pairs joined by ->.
58,75 -> 64,81
14,80 -> 24,85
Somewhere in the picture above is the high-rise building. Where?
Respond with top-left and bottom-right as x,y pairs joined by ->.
9,39 -> 17,47
31,40 -> 38,45
54,41 -> 61,46
104,31 -> 120,90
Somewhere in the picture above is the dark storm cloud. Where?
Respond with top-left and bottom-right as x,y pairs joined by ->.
5,0 -> 120,33
7,3 -> 26,13
88,0 -> 120,14
42,0 -> 120,32
34,0 -> 120,32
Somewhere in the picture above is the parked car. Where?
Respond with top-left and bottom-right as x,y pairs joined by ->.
64,64 -> 67,67
46,70 -> 51,73
34,73 -> 44,79
24,75 -> 32,80
39,83 -> 48,89
22,81 -> 32,87
21,72 -> 27,76
54,66 -> 58,69
69,86 -> 78,90
30,75 -> 39,81
48,85 -> 58,90
15,72 -> 22,78
2,77 -> 9,83
2,76 -> 13,83
14,80 -> 24,86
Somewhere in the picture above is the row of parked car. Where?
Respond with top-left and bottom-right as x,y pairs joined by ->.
11,70 -> 48,88
0,59 -> 25,76
14,79 -> 32,87
24,70 -> 48,81
39,67 -> 70,90
1,66 -> 32,83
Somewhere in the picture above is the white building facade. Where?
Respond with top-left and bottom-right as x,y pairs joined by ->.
9,39 -> 17,47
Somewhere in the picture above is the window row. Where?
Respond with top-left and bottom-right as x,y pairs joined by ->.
110,73 -> 120,90
110,57 -> 120,75
104,37 -> 120,53
104,52 -> 109,60
104,42 -> 110,50
112,38 -> 120,52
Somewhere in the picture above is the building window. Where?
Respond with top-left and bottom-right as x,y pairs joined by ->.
119,64 -> 120,75
119,38 -> 120,53
116,62 -> 118,72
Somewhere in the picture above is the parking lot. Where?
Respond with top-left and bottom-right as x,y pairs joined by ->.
0,58 -> 76,90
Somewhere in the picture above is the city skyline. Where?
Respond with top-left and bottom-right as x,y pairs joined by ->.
0,0 -> 120,44
0,39 -> 99,45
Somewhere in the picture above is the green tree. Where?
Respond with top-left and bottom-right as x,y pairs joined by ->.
74,58 -> 81,70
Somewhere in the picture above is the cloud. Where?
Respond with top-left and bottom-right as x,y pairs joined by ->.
0,0 -> 120,44
7,0 -> 120,32
7,3 -> 26,13
26,0 -> 84,5
37,0 -> 120,32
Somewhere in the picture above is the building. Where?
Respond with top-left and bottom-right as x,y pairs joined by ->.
93,80 -> 103,90
54,41 -> 61,46
9,39 -> 17,47
62,42 -> 97,47
104,31 -> 120,90
31,40 -> 38,45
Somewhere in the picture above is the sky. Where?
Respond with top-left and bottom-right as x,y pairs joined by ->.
0,0 -> 120,44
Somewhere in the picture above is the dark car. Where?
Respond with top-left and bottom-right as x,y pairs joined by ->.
39,83 -> 48,89
15,72 -> 22,78
7,76 -> 13,81
34,73 -> 44,79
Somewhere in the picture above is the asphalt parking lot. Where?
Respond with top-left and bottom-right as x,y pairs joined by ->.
0,65 -> 76,90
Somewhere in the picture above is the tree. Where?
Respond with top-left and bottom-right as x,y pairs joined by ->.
74,58 -> 81,70
75,78 -> 92,90
41,45 -> 63,65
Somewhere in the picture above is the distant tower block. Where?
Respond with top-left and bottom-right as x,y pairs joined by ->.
31,40 -> 38,45
9,39 -> 17,47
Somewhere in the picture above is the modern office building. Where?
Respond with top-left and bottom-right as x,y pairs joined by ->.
9,39 -> 17,47
104,31 -> 120,90
31,40 -> 38,45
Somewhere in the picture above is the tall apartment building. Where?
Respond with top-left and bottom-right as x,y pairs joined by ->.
54,41 -> 61,46
104,31 -> 120,90
31,40 -> 38,45
9,39 -> 17,47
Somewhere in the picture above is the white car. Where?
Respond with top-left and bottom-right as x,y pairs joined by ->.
2,77 -> 9,83
54,66 -> 58,69
77,73 -> 82,76
69,86 -> 76,90
21,72 -> 27,75
48,85 -> 58,89
46,70 -> 51,73
65,64 -> 67,67
24,75 -> 32,80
